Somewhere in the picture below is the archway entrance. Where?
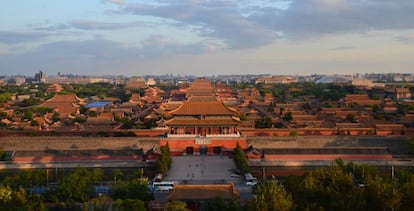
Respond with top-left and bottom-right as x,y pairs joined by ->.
199,146 -> 208,155
213,146 -> 221,155
186,147 -> 194,155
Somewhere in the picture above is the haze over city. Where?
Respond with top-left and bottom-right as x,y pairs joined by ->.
1,0 -> 414,76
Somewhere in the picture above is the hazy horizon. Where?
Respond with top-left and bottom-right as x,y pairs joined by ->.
1,0 -> 414,76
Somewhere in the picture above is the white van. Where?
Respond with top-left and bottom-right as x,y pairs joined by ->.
244,173 -> 257,186
152,181 -> 177,191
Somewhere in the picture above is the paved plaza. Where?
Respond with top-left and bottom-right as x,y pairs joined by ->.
164,155 -> 241,184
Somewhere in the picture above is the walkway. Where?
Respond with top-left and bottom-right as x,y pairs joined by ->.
164,155 -> 240,184
0,160 -> 147,170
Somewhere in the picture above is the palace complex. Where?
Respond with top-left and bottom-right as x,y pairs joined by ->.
161,79 -> 246,155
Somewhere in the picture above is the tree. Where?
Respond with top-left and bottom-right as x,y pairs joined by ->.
0,111 -> 7,118
119,117 -> 133,129
364,176 -> 402,211
233,143 -> 248,174
205,196 -> 241,211
19,98 -> 40,107
247,180 -> 293,211
373,104 -> 384,119
408,136 -> 414,155
164,200 -> 190,211
52,111 -> 60,122
131,168 -> 145,180
399,103 -> 414,114
91,168 -> 104,181
111,168 -> 125,183
282,112 -> 292,122
346,114 -> 356,123
238,113 -> 247,121
255,115 -> 273,128
12,169 -> 47,188
89,110 -> 98,117
157,142 -> 172,175
302,102 -> 311,110
110,180 -> 152,201
0,148 -> 6,160
296,164 -> 364,210
400,176 -> 414,210
289,131 -> 298,136
74,115 -> 87,123
30,120 -> 39,126
83,195 -> 113,211
0,186 -> 44,211
22,111 -> 33,121
113,198 -> 146,211
268,101 -> 276,113
56,167 -> 103,202
0,93 -> 11,103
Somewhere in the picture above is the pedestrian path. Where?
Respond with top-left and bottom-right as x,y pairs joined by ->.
164,156 -> 240,184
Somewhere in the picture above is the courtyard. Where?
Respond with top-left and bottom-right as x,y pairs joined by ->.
164,155 -> 241,184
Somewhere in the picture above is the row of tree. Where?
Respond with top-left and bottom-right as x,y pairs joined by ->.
0,167 -> 151,210
3,160 -> 414,210
232,139 -> 414,211
160,158 -> 411,211
252,159 -> 414,211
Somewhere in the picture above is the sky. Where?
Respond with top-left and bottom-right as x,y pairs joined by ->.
0,0 -> 414,77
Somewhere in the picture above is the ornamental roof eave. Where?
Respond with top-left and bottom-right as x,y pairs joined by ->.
169,95 -> 236,116
164,117 -> 240,126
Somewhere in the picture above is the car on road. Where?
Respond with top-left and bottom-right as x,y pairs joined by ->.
230,173 -> 240,178
244,173 -> 257,186
245,180 -> 257,186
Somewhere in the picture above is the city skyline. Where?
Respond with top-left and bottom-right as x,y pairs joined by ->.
1,0 -> 414,76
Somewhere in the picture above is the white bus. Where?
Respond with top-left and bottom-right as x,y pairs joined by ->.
244,173 -> 258,186
152,181 -> 177,191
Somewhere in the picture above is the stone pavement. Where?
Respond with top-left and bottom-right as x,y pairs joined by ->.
164,155 -> 241,184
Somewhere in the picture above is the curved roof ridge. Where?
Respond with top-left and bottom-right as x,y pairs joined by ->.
169,95 -> 236,116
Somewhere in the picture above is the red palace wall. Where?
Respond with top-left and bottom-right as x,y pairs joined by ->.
13,155 -> 142,163
160,138 -> 247,155
264,154 -> 393,161
239,128 -> 408,137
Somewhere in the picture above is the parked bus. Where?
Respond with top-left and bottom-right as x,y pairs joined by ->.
152,181 -> 177,191
244,173 -> 258,186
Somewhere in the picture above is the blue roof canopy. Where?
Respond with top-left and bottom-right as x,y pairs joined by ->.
86,101 -> 111,108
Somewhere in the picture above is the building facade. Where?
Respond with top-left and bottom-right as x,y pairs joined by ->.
161,79 -> 246,155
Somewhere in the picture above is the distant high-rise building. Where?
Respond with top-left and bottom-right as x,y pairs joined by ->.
34,70 -> 46,83
8,76 -> 26,85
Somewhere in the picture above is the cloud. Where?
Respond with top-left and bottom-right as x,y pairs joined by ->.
0,31 -> 49,44
101,0 -> 125,5
117,0 -> 276,49
109,0 -> 414,49
330,46 -> 355,51
32,24 -> 70,31
0,37 -> 210,75
139,35 -> 211,57
31,0 -> 414,51
69,20 -> 151,30
32,20 -> 152,31
394,35 -> 414,44
249,0 -> 414,38
19,37 -> 207,60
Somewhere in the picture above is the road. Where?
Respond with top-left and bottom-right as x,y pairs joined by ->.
248,159 -> 414,167
0,160 -> 147,169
